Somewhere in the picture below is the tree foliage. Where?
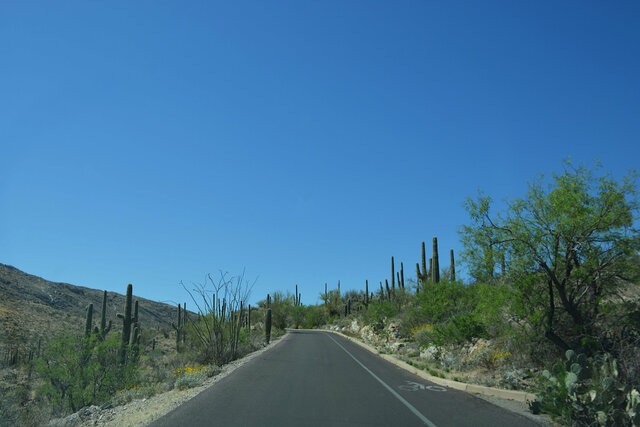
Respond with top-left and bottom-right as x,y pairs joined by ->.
460,161 -> 640,353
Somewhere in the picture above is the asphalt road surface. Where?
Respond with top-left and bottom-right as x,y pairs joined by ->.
152,330 -> 540,426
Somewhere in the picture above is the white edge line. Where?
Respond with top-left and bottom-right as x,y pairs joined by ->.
325,333 -> 437,427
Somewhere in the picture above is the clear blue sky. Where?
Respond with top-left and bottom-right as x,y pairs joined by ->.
2,1 -> 639,308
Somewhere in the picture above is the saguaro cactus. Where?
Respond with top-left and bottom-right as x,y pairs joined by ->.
117,284 -> 134,364
172,303 -> 182,352
324,283 -> 328,303
85,303 -> 94,337
450,249 -> 456,282
432,237 -> 440,283
421,242 -> 427,280
365,280 -> 369,306
400,262 -> 405,289
391,256 -> 395,290
98,290 -> 112,340
265,308 -> 272,344
385,280 -> 391,300
416,262 -> 421,285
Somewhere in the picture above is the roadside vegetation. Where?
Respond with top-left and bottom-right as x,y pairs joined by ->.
0,272 -> 282,426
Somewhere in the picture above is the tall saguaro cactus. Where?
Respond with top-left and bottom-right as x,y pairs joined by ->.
265,298 -> 272,345
117,284 -> 134,364
98,290 -> 112,340
450,249 -> 456,282
400,262 -> 405,289
432,237 -> 440,283
85,303 -> 94,338
172,304 -> 183,352
365,280 -> 369,306
391,256 -> 395,290
421,242 -> 427,280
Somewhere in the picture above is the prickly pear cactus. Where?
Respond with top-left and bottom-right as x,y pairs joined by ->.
533,351 -> 636,425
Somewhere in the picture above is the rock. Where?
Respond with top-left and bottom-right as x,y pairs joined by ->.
350,319 -> 360,333
390,342 -> 405,352
420,345 -> 441,361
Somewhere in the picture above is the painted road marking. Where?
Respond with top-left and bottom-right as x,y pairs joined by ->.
325,333 -> 437,427
399,381 -> 447,392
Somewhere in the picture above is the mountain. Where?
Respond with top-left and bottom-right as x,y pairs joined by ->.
0,263 -> 177,350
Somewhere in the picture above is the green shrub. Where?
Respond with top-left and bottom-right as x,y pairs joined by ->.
302,305 -> 327,329
174,372 -> 207,390
431,312 -> 488,346
34,332 -> 139,414
362,300 -> 399,331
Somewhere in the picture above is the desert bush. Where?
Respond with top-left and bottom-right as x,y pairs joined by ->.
302,305 -> 327,329
34,332 -> 139,414
362,300 -> 398,332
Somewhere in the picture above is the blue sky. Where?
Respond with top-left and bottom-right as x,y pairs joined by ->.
2,1 -> 639,308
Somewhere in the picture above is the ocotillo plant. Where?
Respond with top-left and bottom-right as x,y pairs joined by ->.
432,237 -> 440,283
450,249 -> 456,282
391,256 -> 395,290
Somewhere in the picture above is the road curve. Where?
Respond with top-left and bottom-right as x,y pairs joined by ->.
151,330 -> 540,426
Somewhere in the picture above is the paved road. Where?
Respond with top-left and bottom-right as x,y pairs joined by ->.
152,330 -> 540,426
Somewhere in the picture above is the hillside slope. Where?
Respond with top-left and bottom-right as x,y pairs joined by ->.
0,263 -> 177,349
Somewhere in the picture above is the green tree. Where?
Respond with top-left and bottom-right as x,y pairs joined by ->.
460,161 -> 639,353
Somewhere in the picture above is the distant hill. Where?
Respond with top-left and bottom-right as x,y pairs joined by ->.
0,263 -> 177,351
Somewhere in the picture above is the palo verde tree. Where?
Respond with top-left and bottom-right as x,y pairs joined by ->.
460,161 -> 640,354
